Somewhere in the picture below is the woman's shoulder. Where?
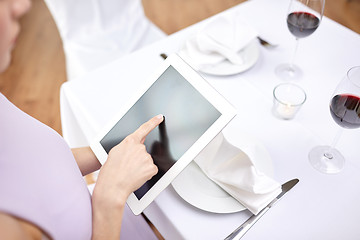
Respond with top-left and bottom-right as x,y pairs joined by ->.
0,92 -> 92,240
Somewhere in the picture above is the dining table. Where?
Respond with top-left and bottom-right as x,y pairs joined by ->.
59,0 -> 360,239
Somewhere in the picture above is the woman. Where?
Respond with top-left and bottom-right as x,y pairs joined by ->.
0,0 -> 162,239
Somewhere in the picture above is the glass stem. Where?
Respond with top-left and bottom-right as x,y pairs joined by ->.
324,128 -> 344,159
289,38 -> 299,72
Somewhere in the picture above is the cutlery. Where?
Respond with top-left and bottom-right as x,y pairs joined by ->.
160,53 -> 168,60
224,178 -> 299,240
257,36 -> 278,49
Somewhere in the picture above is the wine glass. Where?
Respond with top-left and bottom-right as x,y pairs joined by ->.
275,0 -> 325,80
309,66 -> 360,174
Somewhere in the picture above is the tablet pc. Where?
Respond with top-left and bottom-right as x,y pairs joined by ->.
90,54 -> 236,215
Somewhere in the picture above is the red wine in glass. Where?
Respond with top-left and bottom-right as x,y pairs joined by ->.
287,12 -> 320,38
275,0 -> 325,81
309,66 -> 360,174
330,94 -> 360,129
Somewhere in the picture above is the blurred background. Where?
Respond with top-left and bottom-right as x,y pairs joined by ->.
0,0 -> 359,136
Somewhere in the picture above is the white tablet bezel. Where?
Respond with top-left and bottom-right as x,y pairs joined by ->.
90,53 -> 236,215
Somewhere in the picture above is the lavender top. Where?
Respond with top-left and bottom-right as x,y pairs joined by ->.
0,93 -> 92,239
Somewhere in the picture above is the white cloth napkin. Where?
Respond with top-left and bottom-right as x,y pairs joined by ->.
179,16 -> 258,69
194,133 -> 281,215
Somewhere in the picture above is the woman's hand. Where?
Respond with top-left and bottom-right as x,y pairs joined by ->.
91,114 -> 163,240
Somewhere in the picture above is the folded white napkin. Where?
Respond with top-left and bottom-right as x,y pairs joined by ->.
179,16 -> 258,69
194,133 -> 281,215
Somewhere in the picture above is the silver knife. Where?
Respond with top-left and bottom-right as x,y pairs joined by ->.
224,178 -> 299,240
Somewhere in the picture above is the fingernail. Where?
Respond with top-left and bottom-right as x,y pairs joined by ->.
156,114 -> 163,120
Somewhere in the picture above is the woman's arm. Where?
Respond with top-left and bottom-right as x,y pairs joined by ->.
71,147 -> 102,176
91,114 -> 163,240
0,212 -> 44,240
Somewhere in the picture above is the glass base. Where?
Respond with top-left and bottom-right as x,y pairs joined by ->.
308,146 -> 345,174
275,63 -> 303,81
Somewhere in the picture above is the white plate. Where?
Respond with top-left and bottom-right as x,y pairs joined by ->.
198,40 -> 260,76
171,132 -> 274,214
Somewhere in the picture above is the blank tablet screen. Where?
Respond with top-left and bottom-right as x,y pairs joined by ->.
100,65 -> 221,199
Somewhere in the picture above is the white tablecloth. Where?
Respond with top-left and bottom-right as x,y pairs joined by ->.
60,0 -> 360,239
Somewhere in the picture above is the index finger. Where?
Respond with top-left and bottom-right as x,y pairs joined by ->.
133,114 -> 164,143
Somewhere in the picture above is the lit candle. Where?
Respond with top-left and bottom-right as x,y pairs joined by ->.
276,102 -> 296,119
272,83 -> 306,120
